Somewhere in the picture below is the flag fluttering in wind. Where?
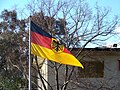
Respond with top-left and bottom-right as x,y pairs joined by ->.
31,21 -> 83,68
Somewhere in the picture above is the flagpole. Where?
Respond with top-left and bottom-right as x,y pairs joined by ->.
28,16 -> 32,90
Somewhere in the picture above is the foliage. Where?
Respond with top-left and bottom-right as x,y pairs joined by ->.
27,0 -> 120,90
0,0 -> 120,90
0,77 -> 25,90
0,10 -> 28,89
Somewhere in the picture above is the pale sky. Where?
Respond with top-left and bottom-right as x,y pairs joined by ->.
0,0 -> 120,14
0,0 -> 120,18
0,0 -> 29,11
116,27 -> 120,33
87,0 -> 120,15
0,0 -> 120,47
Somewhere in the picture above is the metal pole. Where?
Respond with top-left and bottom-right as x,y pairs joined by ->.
28,16 -> 31,90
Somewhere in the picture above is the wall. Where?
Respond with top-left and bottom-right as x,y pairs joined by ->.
40,49 -> 120,90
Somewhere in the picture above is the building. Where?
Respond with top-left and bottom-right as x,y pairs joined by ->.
38,48 -> 120,90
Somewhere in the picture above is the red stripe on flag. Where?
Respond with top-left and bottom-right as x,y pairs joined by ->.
31,31 -> 71,54
31,31 -> 52,49
64,48 -> 71,54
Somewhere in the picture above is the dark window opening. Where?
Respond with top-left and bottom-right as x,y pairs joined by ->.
118,60 -> 120,70
78,61 -> 104,78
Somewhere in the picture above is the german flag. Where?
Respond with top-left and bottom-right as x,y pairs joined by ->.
31,21 -> 83,68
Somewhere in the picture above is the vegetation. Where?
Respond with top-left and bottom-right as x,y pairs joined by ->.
0,0 -> 120,89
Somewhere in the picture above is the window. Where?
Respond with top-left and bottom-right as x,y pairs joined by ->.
78,61 -> 104,78
118,60 -> 120,70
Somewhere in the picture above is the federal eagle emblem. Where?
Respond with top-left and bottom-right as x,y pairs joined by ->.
51,38 -> 64,53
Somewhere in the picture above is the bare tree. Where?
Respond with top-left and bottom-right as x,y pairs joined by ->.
24,0 -> 120,90
1,0 -> 119,89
